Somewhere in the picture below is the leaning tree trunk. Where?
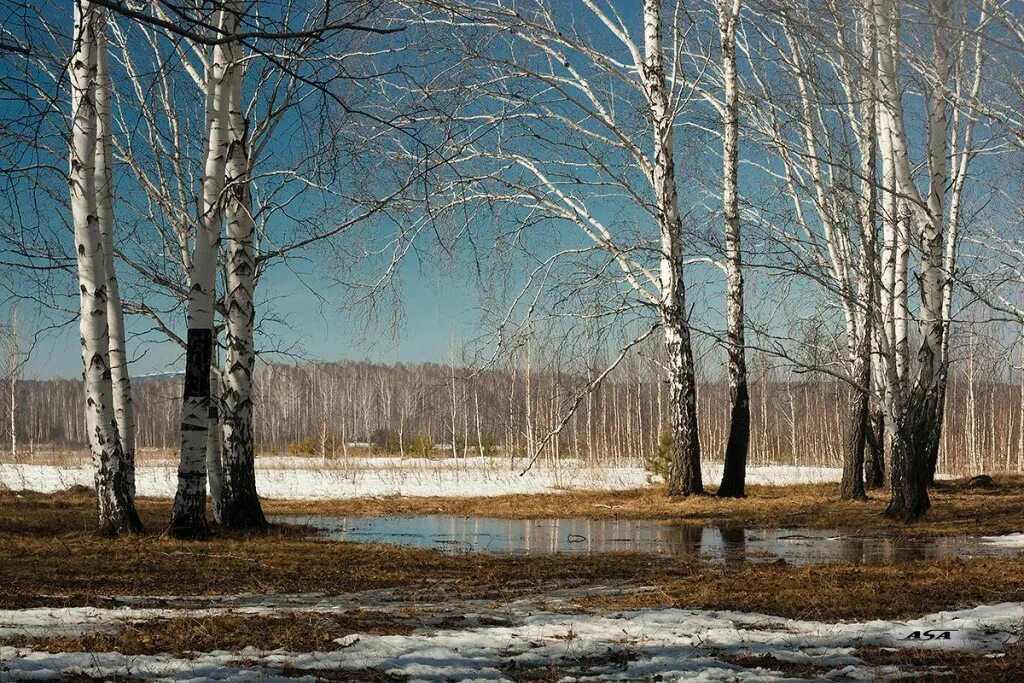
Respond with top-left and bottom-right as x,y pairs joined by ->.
642,0 -> 703,497
716,0 -> 749,498
94,24 -> 136,500
70,0 -> 142,535
220,45 -> 267,530
169,6 -> 234,539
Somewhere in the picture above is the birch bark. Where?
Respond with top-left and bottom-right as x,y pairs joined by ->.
94,23 -> 136,499
208,354 -> 224,525
841,2 -> 879,501
70,0 -> 142,534
642,0 -> 703,496
716,0 -> 749,498
169,4 -> 234,538
221,27 -> 267,529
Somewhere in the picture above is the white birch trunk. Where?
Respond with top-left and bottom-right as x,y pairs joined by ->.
717,0 -> 749,498
642,0 -> 703,495
220,21 -> 266,529
170,4 -> 234,537
842,2 -> 881,500
94,25 -> 136,499
70,0 -> 141,534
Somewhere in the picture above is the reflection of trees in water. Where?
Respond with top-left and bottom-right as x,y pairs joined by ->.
663,524 -> 706,558
840,537 -> 867,564
310,516 -> 1005,565
719,525 -> 747,568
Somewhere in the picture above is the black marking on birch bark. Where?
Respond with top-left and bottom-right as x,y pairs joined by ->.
183,328 -> 213,399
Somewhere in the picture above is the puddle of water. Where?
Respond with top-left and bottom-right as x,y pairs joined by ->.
270,515 -> 1024,566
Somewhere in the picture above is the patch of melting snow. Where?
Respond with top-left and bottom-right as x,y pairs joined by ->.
1,600 -> 1022,681
981,533 -> 1024,548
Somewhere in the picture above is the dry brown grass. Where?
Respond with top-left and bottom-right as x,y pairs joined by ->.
718,646 -> 1024,682
263,476 -> 1024,536
0,490 -> 678,610
576,556 -> 1024,621
4,487 -> 1024,623
1,612 -> 413,656
852,644 -> 1024,681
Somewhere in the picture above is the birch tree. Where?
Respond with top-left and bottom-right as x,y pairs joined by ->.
644,0 -> 704,496
413,0 -> 707,494
871,0 -> 986,519
220,32 -> 266,529
95,22 -> 135,496
742,0 -> 881,500
169,3 -> 235,538
715,0 -> 749,498
69,0 -> 141,534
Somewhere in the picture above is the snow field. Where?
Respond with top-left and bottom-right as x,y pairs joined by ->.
1,600 -> 1020,681
0,459 -> 843,500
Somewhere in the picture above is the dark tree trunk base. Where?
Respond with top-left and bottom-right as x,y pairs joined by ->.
220,451 -> 267,530
95,461 -> 144,536
666,407 -> 703,497
718,383 -> 749,499
167,507 -> 211,540
667,481 -> 705,497
667,448 -> 705,496
96,502 -> 144,536
884,399 -> 934,523
865,409 -> 885,490
883,494 -> 930,522
220,499 -> 268,531
840,389 -> 869,502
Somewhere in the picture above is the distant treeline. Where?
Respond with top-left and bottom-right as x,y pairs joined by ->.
2,359 -> 1019,474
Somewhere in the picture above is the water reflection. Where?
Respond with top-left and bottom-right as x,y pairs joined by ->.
271,514 -> 1023,567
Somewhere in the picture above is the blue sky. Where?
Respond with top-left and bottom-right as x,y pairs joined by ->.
18,245 -> 483,379
4,0 -> 1007,382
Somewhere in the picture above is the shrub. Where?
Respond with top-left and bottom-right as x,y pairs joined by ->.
644,430 -> 673,482
478,434 -> 498,457
407,433 -> 434,458
288,437 -> 318,456
369,428 -> 402,454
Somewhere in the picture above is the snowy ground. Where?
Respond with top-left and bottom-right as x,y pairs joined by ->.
0,458 -> 843,499
1,588 -> 1020,681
